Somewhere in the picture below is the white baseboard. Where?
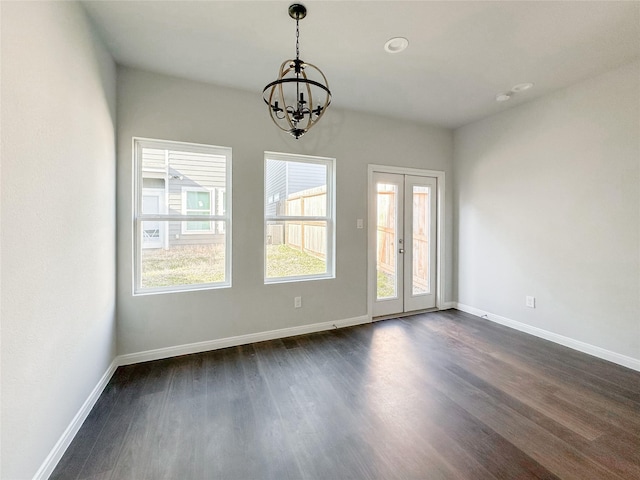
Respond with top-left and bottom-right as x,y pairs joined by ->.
439,301 -> 455,310
453,302 -> 640,372
33,358 -> 119,480
118,315 -> 371,366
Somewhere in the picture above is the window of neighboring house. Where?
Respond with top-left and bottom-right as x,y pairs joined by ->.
181,188 -> 227,234
264,151 -> 335,283
182,188 -> 213,233
134,138 -> 232,295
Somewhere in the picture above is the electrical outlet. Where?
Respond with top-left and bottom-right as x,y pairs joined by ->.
294,296 -> 302,308
356,219 -> 364,229
526,296 -> 535,308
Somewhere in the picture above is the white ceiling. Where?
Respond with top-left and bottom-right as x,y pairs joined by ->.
82,1 -> 640,129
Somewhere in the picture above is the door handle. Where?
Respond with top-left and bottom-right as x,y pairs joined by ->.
399,248 -> 405,254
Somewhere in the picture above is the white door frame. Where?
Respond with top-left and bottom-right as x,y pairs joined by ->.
367,164 -> 446,319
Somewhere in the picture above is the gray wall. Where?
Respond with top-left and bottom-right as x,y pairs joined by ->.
0,2 -> 117,479
117,67 -> 454,355
454,61 -> 639,361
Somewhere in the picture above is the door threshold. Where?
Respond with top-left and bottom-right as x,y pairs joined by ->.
373,308 -> 438,322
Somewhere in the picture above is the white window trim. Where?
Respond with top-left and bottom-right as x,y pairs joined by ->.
133,137 -> 232,295
181,187 -> 214,234
264,151 -> 336,284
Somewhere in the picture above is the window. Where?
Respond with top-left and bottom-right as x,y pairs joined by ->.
134,138 -> 231,294
264,151 -> 335,283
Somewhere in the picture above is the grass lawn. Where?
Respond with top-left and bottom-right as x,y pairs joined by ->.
265,244 -> 326,278
141,244 -> 225,288
141,243 -> 325,288
377,270 -> 395,298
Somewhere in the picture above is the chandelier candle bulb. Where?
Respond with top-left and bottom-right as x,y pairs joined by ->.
263,3 -> 332,139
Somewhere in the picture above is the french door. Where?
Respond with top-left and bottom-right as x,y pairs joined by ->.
373,172 -> 437,317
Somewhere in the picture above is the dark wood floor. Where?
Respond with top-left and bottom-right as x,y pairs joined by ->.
52,310 -> 640,480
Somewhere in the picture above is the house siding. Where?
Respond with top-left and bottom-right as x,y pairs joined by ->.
287,161 -> 326,197
265,158 -> 286,216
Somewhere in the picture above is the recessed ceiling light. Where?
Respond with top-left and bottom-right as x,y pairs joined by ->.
511,82 -> 534,92
384,37 -> 409,54
496,93 -> 512,102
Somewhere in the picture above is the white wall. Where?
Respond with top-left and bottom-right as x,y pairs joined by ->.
0,2 -> 117,478
116,67 -> 453,355
454,61 -> 640,362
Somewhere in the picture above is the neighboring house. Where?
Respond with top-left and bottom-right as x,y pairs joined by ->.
265,159 -> 326,216
142,147 -> 226,249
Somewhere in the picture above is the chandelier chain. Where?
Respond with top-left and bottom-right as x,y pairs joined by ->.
295,18 -> 300,60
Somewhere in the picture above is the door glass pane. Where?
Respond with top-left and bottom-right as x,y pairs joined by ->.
412,186 -> 430,295
376,183 -> 398,299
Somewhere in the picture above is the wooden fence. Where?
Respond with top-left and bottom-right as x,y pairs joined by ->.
411,188 -> 430,293
268,184 -> 430,292
376,188 -> 430,292
286,186 -> 326,259
266,186 -> 327,260
376,188 -> 396,278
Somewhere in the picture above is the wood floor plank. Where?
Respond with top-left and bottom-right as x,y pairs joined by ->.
419,315 -> 607,440
393,316 -> 631,479
52,310 -> 640,480
284,330 -> 474,480
425,312 -> 640,437
50,368 -> 133,480
316,322 -> 556,479
338,322 -> 561,480
76,365 -> 157,480
431,366 -> 623,479
444,311 -> 640,399
108,360 -> 176,480
144,355 -> 206,480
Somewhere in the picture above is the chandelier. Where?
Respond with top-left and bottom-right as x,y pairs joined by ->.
263,3 -> 332,139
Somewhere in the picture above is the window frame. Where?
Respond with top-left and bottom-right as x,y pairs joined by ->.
264,151 -> 336,284
133,137 -> 232,295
